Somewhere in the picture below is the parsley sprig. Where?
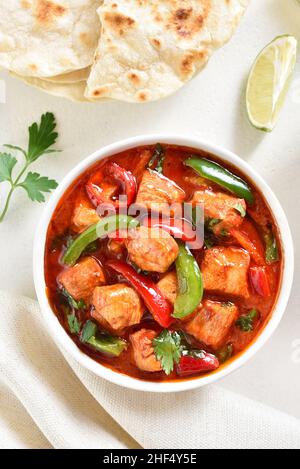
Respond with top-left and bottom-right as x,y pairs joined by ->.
0,113 -> 59,222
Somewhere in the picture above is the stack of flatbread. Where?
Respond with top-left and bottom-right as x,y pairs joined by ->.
0,0 -> 249,103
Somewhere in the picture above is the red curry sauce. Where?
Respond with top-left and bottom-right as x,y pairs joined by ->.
44,145 -> 283,382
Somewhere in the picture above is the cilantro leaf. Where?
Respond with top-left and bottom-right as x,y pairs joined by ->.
153,330 -> 182,375
148,143 -> 165,174
19,172 -> 58,202
61,287 -> 86,310
27,112 -> 58,163
67,313 -> 82,335
0,153 -> 17,182
236,309 -> 258,332
234,203 -> 246,218
80,320 -> 98,343
203,217 -> 220,248
62,305 -> 81,335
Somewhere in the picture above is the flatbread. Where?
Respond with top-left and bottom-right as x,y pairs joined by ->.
43,67 -> 91,84
11,73 -> 90,102
0,1 -> 102,77
2,0 -> 250,102
85,0 -> 249,102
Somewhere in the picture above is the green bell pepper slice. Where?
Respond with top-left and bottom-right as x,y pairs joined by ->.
173,242 -> 203,319
80,320 -> 127,357
185,157 -> 254,205
62,214 -> 138,266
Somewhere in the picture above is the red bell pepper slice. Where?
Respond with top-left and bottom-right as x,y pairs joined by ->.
106,162 -> 137,207
176,353 -> 219,377
86,162 -> 137,208
106,260 -> 174,328
230,219 -> 265,266
86,182 -> 105,208
249,266 -> 271,297
143,217 -> 203,249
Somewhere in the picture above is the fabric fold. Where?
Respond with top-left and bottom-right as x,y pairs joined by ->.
0,290 -> 299,449
0,291 -> 139,449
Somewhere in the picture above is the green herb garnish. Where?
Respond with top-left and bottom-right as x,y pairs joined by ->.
153,330 -> 182,375
264,231 -> 279,264
67,313 -> 82,335
61,288 -> 86,310
80,320 -> 98,343
153,330 -> 212,374
236,309 -> 258,332
62,305 -> 82,335
148,143 -> 165,174
0,113 -> 59,222
203,217 -> 220,248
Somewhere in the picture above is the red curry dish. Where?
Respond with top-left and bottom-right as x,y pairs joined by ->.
45,144 -> 282,381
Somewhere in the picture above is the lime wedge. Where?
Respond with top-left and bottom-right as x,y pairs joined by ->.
246,35 -> 298,132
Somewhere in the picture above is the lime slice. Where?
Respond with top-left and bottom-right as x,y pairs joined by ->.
246,35 -> 298,132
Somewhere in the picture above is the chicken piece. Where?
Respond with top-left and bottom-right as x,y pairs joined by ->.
185,300 -> 239,350
157,272 -> 201,322
58,257 -> 106,302
130,329 -> 162,372
136,169 -> 185,216
126,226 -> 179,273
202,247 -> 250,298
157,272 -> 178,305
92,284 -> 143,334
72,200 -> 100,233
191,190 -> 246,235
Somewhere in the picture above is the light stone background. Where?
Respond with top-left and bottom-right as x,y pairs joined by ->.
0,0 -> 299,422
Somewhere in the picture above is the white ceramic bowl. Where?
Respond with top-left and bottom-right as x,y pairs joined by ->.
33,135 -> 294,393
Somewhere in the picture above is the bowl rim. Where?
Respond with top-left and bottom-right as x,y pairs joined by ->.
33,134 -> 294,393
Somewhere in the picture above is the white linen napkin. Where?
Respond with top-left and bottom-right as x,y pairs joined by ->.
1,290 -> 300,449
